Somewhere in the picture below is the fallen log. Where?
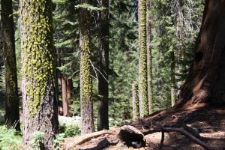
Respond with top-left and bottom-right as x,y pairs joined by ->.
119,125 -> 214,150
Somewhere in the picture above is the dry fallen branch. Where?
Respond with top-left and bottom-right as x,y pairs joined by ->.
64,130 -> 117,150
157,127 -> 213,150
119,125 -> 214,150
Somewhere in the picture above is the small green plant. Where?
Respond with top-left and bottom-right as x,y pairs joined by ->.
0,125 -> 22,150
30,131 -> 45,150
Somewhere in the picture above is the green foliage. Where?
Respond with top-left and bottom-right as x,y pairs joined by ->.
30,131 -> 45,150
0,125 -> 22,150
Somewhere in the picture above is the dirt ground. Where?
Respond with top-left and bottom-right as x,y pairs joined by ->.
63,107 -> 225,150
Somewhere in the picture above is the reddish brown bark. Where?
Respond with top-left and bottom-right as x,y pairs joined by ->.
178,0 -> 225,107
62,77 -> 69,116
61,77 -> 73,116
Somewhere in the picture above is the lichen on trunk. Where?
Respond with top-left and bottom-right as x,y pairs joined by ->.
20,0 -> 58,149
138,0 -> 149,117
79,0 -> 94,135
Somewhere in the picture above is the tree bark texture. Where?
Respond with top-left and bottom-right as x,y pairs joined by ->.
97,0 -> 109,131
79,0 -> 94,135
20,0 -> 58,149
146,0 -> 153,114
138,0 -> 149,117
1,0 -> 20,130
132,82 -> 139,120
62,77 -> 69,116
179,0 -> 225,106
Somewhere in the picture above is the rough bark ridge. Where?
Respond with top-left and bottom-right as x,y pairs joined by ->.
20,0 -> 58,149
1,0 -> 20,130
179,0 -> 225,106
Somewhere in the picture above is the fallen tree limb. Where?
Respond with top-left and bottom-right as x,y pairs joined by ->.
64,130 -> 117,150
119,125 -> 213,150
144,127 -> 213,150
76,138 -> 110,150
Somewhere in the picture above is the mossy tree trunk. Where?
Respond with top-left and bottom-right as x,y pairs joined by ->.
20,0 -> 58,149
79,0 -> 94,135
138,0 -> 148,117
1,0 -> 20,130
97,0 -> 109,131
146,0 -> 153,114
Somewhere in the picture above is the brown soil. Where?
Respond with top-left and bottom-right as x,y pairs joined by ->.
62,105 -> 225,150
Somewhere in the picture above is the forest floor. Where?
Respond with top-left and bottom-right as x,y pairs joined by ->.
63,106 -> 225,150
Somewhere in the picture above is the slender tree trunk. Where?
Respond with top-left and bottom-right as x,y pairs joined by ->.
20,0 -> 58,149
62,77 -> 69,116
79,0 -> 94,135
97,0 -> 109,131
138,0 -> 148,117
146,0 -> 153,114
132,82 -> 139,120
1,0 -> 20,130
171,51 -> 176,106
178,0 -> 225,107
66,78 -> 72,103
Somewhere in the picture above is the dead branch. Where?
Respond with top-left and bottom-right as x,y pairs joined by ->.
64,130 -> 116,150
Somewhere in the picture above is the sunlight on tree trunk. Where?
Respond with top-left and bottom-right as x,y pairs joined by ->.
138,0 -> 149,117
20,0 -> 58,149
79,0 -> 94,135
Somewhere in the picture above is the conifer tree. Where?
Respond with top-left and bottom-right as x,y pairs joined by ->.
79,0 -> 94,134
97,0 -> 109,131
20,0 -> 58,148
146,0 -> 153,114
138,0 -> 148,117
1,0 -> 20,130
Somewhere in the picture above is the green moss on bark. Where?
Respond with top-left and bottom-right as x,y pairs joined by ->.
21,0 -> 54,116
138,0 -> 149,117
79,1 -> 94,134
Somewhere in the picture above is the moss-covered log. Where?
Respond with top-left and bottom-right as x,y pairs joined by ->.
20,0 -> 58,149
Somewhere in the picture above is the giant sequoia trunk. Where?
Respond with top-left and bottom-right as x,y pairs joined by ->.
178,0 -> 225,107
1,0 -> 20,130
20,0 -> 58,149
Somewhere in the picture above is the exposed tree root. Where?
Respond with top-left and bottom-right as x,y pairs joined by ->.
63,103 -> 225,149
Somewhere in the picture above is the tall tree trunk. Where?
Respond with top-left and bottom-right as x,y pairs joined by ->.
1,0 -> 20,130
66,78 -> 72,104
138,0 -> 148,117
97,0 -> 109,131
132,82 -> 139,120
179,0 -> 225,106
20,0 -> 58,149
62,77 -> 69,116
146,0 -> 153,114
79,0 -> 94,135
171,51 -> 176,106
